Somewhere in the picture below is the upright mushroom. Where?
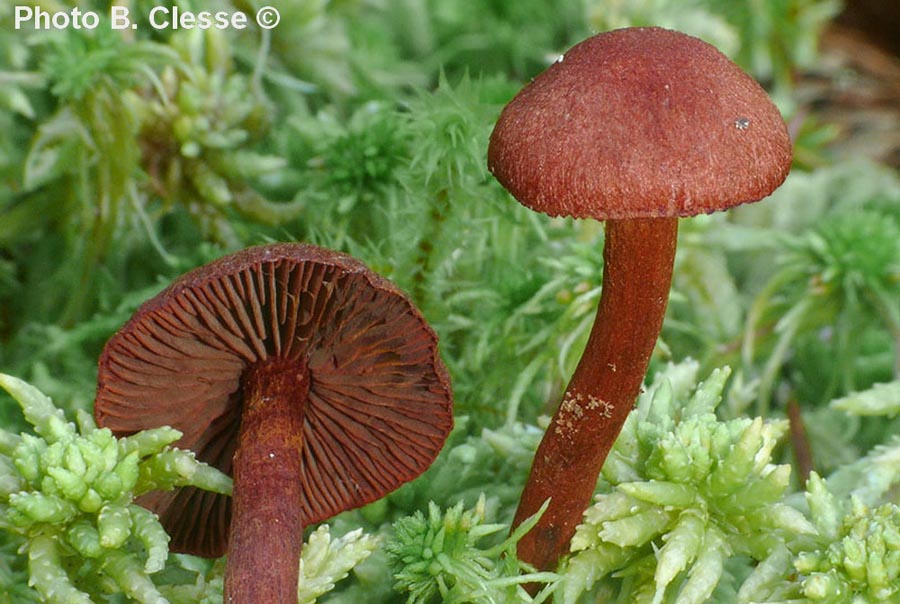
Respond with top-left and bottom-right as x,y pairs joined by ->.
94,243 -> 453,603
487,27 -> 792,571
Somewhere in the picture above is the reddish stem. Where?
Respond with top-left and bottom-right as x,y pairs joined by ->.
225,358 -> 309,603
787,399 -> 814,485
512,217 -> 678,571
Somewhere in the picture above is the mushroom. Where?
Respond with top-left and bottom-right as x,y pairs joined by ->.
487,27 -> 792,570
93,243 -> 453,603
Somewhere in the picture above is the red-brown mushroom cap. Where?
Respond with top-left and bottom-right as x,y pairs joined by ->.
94,243 -> 453,557
487,26 -> 793,220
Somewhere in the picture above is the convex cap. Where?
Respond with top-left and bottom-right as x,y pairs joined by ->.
94,243 -> 453,556
488,27 -> 793,220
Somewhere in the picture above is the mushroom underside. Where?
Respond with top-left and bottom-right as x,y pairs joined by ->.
95,245 -> 453,557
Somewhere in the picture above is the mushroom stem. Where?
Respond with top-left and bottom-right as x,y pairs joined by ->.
225,358 -> 310,604
512,217 -> 678,571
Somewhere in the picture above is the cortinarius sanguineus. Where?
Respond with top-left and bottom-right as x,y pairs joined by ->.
488,26 -> 792,570
94,243 -> 453,603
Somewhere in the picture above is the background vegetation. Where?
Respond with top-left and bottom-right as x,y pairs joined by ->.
1,0 -> 899,602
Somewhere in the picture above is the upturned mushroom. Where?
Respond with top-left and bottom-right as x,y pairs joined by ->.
93,243 -> 453,603
487,27 -> 792,571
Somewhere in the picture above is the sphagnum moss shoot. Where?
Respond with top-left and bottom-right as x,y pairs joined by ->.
0,373 -> 230,604
561,361 -> 814,604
